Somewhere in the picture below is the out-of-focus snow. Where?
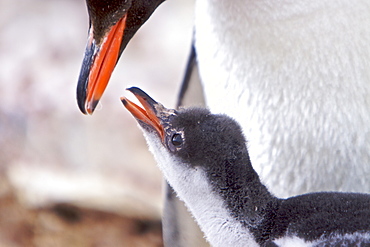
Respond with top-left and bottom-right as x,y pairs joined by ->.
0,0 -> 195,219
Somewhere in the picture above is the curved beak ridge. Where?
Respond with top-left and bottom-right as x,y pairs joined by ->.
77,15 -> 127,114
121,87 -> 165,140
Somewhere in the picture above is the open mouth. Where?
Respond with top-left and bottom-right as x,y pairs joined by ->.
120,87 -> 164,140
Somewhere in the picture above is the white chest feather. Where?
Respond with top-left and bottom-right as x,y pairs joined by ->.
194,0 -> 370,197
142,131 -> 259,247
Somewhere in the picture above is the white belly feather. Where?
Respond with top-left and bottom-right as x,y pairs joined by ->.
194,0 -> 370,197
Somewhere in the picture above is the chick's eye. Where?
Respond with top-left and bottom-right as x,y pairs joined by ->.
171,133 -> 183,146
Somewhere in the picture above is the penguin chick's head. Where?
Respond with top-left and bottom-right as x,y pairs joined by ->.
121,87 -> 250,168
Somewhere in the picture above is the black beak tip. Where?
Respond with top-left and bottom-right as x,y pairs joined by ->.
126,87 -> 158,104
76,59 -> 89,114
120,97 -> 128,106
76,86 -> 87,115
126,86 -> 145,95
89,100 -> 99,114
76,37 -> 96,115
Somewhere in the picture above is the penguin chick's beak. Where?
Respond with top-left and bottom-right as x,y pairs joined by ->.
121,87 -> 165,140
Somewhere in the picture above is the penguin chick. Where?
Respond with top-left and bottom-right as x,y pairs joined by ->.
121,87 -> 370,247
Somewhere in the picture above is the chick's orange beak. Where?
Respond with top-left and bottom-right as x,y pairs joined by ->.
121,87 -> 164,140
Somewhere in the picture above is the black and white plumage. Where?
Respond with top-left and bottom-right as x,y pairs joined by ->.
76,1 -> 370,245
121,87 -> 370,247
193,1 -> 370,198
77,0 -> 370,198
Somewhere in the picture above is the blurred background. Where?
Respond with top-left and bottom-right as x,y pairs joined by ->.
0,0 -> 195,246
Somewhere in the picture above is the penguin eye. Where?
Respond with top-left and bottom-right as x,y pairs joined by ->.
171,133 -> 183,146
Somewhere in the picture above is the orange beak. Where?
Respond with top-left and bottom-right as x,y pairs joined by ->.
77,15 -> 127,114
77,0 -> 166,115
121,87 -> 165,140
